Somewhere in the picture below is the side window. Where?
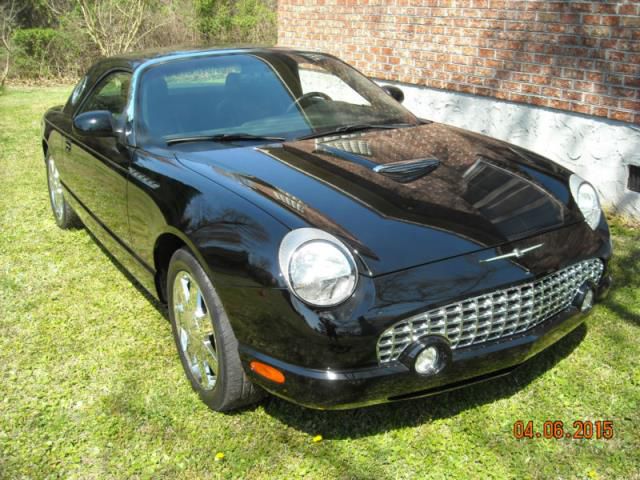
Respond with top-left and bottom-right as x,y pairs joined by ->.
66,75 -> 88,111
79,71 -> 131,117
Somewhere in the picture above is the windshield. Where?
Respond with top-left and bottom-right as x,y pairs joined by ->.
135,51 -> 419,144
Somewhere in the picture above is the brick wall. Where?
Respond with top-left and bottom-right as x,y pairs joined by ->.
278,0 -> 640,124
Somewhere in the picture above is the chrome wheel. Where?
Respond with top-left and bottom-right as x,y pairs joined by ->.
47,157 -> 64,221
173,270 -> 218,390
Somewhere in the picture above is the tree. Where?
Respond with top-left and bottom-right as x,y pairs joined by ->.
0,0 -> 21,87
76,0 -> 165,56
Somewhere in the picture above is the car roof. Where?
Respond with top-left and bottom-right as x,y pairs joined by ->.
92,46 -> 315,72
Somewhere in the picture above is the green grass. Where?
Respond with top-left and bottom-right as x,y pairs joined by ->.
0,86 -> 639,480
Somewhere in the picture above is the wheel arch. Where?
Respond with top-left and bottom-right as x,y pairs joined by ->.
152,228 -> 219,304
153,232 -> 185,303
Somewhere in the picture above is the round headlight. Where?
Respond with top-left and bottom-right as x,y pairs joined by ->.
569,174 -> 601,230
279,229 -> 358,307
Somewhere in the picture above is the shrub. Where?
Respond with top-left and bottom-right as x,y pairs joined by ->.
196,0 -> 276,45
12,28 -> 58,78
233,0 -> 276,44
11,26 -> 93,80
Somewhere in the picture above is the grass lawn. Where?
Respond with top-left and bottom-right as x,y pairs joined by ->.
0,86 -> 639,479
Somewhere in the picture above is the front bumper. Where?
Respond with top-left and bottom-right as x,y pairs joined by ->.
240,275 -> 611,409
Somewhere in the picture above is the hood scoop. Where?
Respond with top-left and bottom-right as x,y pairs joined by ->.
373,158 -> 441,183
314,141 -> 440,183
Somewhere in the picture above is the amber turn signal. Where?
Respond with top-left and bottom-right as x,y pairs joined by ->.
250,361 -> 285,384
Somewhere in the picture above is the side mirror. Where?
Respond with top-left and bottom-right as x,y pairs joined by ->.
382,85 -> 405,104
73,110 -> 114,137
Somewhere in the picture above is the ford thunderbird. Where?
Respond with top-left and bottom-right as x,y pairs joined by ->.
42,47 -> 612,411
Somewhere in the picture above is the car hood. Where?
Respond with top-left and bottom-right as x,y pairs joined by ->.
176,123 -> 582,275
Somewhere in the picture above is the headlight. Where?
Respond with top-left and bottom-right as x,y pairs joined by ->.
569,174 -> 602,230
278,228 -> 358,307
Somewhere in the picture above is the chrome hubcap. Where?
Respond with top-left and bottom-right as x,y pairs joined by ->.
47,157 -> 64,220
173,271 -> 218,390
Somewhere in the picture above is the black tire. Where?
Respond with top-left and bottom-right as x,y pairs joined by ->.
167,248 -> 264,412
46,154 -> 81,229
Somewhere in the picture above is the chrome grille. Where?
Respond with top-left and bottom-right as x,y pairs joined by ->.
377,259 -> 604,364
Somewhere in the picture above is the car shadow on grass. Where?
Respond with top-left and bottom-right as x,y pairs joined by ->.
260,323 -> 587,439
84,228 -> 169,320
602,228 -> 640,327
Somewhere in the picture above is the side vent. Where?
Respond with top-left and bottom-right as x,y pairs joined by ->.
628,164 -> 640,193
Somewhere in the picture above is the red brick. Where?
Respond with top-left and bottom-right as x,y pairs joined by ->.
531,75 -> 551,85
593,107 -> 609,117
562,68 -> 584,80
551,78 -> 573,89
474,87 -> 494,96
622,100 -> 640,112
542,87 -> 563,98
625,76 -> 640,87
509,93 -> 530,103
609,110 -> 634,122
583,15 -> 601,25
619,4 -> 638,15
594,4 -> 617,14
622,17 -> 640,27
568,3 -> 593,13
572,103 -> 592,114
615,63 -> 640,74
602,96 -> 621,108
548,99 -> 573,110
563,90 -> 583,101
584,94 -> 602,105
606,74 -> 624,85
529,96 -> 549,107
611,87 -> 638,98
607,51 -> 626,62
521,83 -> 541,94
561,13 -> 581,24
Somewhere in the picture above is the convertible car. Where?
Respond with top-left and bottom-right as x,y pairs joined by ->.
42,47 -> 612,411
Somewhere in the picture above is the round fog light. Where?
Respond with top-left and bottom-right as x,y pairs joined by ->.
581,288 -> 594,313
415,346 -> 441,375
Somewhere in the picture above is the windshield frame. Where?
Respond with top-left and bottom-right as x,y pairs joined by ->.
125,49 -> 419,148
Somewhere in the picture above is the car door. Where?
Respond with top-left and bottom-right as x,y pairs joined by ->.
63,70 -> 132,246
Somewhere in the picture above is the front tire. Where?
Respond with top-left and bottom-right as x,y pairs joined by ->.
167,248 -> 263,412
46,155 -> 80,229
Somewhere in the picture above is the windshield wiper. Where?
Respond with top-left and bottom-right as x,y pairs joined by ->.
166,133 -> 286,146
296,123 -> 414,140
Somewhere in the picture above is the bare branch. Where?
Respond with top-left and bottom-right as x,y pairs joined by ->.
74,0 -> 158,57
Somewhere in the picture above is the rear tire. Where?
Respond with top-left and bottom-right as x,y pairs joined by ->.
167,248 -> 264,412
46,154 -> 80,229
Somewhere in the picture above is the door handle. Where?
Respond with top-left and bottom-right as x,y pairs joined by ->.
64,139 -> 72,153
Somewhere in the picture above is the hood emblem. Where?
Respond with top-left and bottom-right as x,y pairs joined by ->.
480,243 -> 544,263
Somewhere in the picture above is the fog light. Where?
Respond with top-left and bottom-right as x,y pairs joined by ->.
581,288 -> 594,313
415,346 -> 440,375
573,282 -> 596,314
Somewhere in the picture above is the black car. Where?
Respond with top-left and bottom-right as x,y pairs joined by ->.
42,47 -> 612,411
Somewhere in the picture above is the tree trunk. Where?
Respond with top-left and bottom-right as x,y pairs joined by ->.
0,53 -> 9,88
